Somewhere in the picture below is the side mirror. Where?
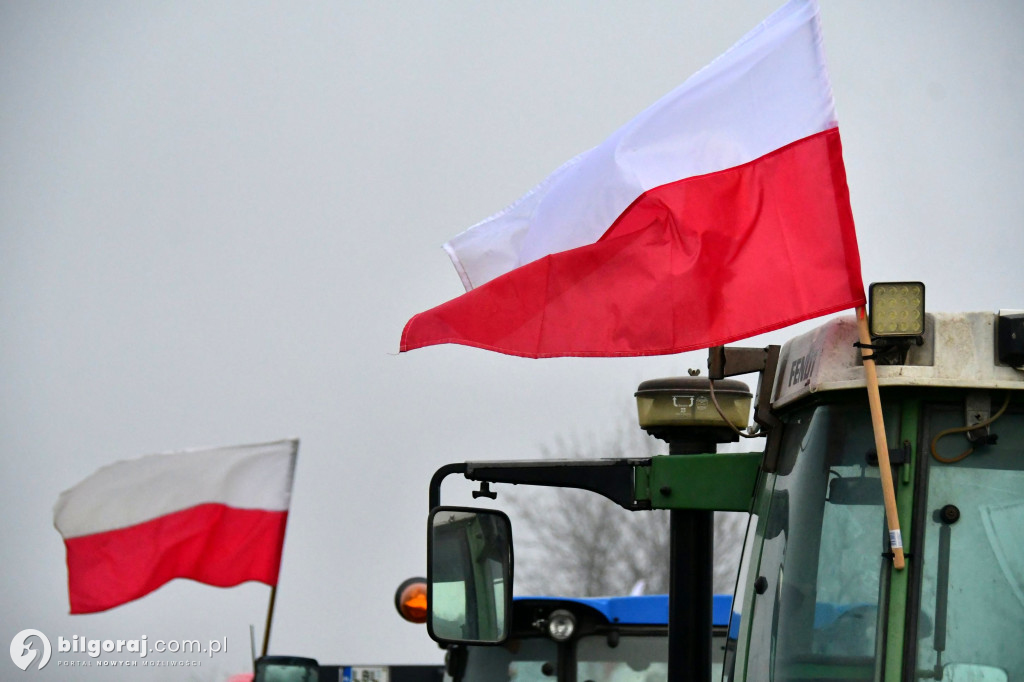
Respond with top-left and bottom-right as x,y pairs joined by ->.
427,506 -> 513,645
253,656 -> 319,682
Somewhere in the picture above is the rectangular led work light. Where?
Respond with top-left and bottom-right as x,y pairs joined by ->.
869,281 -> 926,337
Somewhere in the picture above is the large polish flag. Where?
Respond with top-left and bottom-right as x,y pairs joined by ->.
401,0 -> 864,359
53,439 -> 297,614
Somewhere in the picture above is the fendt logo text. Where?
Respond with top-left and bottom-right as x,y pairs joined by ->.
10,630 -> 52,671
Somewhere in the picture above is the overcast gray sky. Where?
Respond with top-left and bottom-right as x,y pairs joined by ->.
3,1 -> 1024,679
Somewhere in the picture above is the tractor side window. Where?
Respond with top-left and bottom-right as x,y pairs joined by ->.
915,403 -> 1024,682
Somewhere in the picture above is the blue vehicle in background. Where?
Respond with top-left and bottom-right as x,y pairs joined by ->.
434,593 -> 732,682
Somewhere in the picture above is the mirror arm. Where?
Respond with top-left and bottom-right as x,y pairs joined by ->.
462,458 -> 652,510
708,344 -> 784,471
430,462 -> 468,511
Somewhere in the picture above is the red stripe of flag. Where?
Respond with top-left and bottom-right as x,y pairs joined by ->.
64,503 -> 288,614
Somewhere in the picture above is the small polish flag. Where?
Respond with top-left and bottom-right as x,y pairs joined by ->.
53,439 -> 297,614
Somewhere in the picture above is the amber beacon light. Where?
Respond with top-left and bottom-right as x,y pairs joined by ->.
395,577 -> 428,624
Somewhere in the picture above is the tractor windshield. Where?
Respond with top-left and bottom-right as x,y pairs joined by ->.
576,631 -> 726,681
449,637 -> 556,681
576,633 -> 665,682
739,402 -> 894,681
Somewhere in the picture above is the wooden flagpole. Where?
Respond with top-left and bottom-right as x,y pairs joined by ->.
250,625 -> 257,670
856,306 -> 905,570
261,584 -> 278,657
260,438 -> 297,659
